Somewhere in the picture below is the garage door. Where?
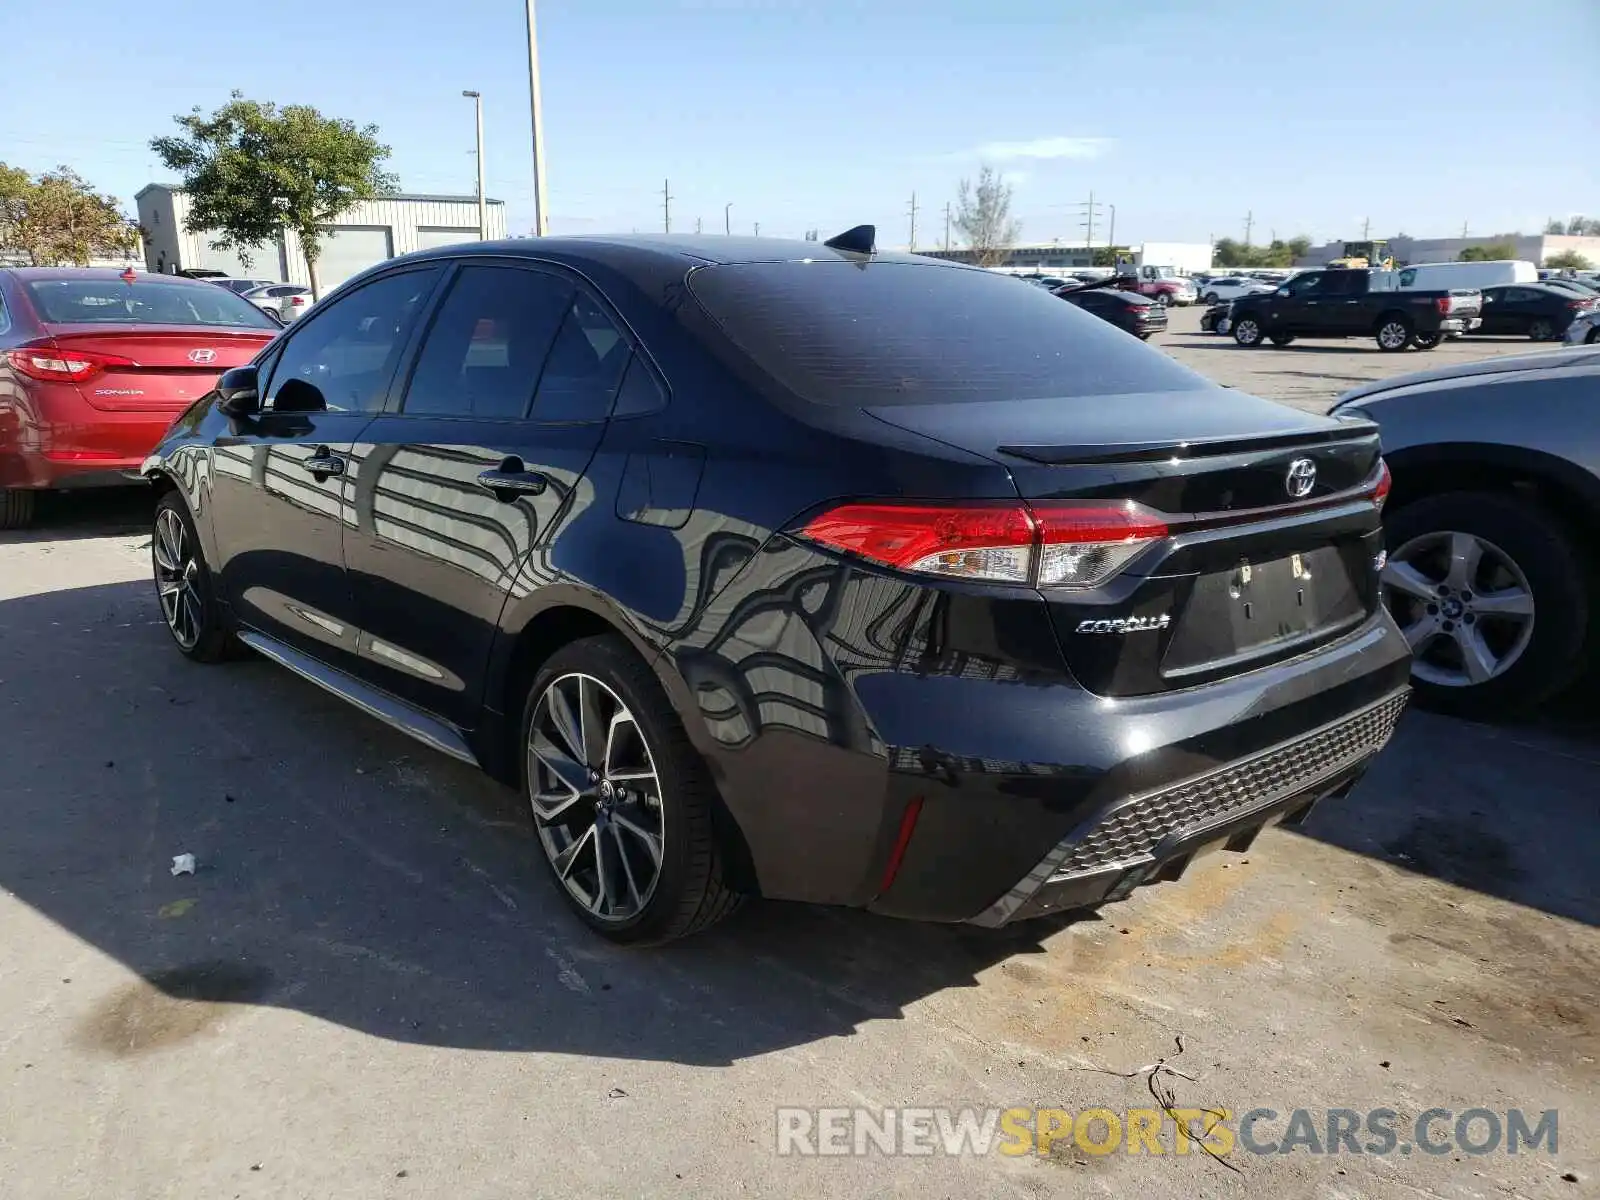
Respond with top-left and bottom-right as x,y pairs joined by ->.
416,227 -> 479,250
196,237 -> 284,280
315,226 -> 394,292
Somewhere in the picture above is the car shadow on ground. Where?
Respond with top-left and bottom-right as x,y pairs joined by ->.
0,488 -> 153,546
0,579 -> 1093,1067
3,579 -> 1595,1068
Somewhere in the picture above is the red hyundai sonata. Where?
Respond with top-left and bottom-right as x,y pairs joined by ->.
0,268 -> 280,528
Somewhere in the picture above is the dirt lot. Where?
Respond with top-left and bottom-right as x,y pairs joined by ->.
1,331 -> 1596,1198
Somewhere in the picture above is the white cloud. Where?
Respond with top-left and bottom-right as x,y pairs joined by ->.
967,136 -> 1112,162
1001,169 -> 1032,187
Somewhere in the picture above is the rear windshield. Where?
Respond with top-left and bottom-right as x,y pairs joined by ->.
22,279 -> 279,329
688,261 -> 1206,405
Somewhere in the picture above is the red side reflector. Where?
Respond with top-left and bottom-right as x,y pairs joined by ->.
879,797 -> 925,893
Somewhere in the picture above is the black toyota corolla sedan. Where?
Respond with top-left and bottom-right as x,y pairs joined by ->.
142,229 -> 1411,943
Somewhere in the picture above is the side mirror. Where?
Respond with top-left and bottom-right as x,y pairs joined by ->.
216,366 -> 260,417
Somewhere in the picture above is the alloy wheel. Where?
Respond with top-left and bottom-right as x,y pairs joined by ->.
1382,530 -> 1535,688
153,508 -> 203,650
1378,321 -> 1410,350
1529,319 -> 1554,342
1234,318 -> 1261,345
528,672 -> 665,922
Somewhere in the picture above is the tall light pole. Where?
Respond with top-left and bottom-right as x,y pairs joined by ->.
462,90 -> 487,241
1106,204 -> 1116,259
524,0 -> 549,236
724,203 -> 732,235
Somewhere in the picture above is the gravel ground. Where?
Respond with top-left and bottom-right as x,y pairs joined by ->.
1,339 -> 1596,1199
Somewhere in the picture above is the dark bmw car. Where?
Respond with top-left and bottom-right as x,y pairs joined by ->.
1053,284 -> 1167,339
141,229 -> 1410,943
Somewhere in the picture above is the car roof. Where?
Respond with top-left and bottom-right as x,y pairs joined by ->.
1337,346 -> 1600,405
389,234 -> 960,272
0,267 -> 211,285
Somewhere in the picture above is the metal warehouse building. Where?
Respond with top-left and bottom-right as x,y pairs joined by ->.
136,185 -> 509,291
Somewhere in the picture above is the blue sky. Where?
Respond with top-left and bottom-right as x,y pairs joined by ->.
2,0 -> 1596,248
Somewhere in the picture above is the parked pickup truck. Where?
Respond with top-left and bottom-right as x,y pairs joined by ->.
1112,265 -> 1197,306
1227,268 -> 1481,352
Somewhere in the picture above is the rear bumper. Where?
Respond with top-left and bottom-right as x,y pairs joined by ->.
0,381 -> 176,490
1437,317 -> 1478,333
967,690 -> 1405,925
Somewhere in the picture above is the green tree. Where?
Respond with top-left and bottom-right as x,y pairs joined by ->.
1564,216 -> 1600,236
0,163 -> 139,266
1092,244 -> 1132,267
1544,249 -> 1594,270
1458,241 -> 1516,261
1546,218 -> 1567,235
151,92 -> 396,298
1212,234 -> 1314,269
953,166 -> 1020,267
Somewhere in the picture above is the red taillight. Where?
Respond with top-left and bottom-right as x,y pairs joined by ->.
290,295 -> 306,306
1568,299 -> 1591,310
1435,296 -> 1453,315
5,346 -> 138,383
1372,460 -> 1392,510
798,500 -> 1168,589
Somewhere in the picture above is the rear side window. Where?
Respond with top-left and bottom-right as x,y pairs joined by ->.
531,291 -> 631,422
21,278 -> 278,328
688,261 -> 1206,405
402,265 -> 573,419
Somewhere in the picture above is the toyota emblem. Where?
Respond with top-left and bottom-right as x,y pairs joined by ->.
188,348 -> 217,365
1285,457 -> 1317,498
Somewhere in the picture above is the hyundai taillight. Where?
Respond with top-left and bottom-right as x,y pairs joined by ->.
1568,299 -> 1592,310
798,500 -> 1169,589
5,346 -> 138,383
1372,459 -> 1392,509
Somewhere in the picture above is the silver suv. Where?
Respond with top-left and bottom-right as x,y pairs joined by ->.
1333,347 -> 1600,716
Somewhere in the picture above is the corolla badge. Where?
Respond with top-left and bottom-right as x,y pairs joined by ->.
1075,614 -> 1172,635
188,348 -> 217,364
1285,457 -> 1317,498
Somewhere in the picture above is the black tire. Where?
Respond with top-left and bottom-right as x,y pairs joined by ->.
1232,315 -> 1265,347
1375,315 -> 1414,352
1154,293 -> 1170,307
520,635 -> 743,944
1203,291 -> 1219,305
1269,333 -> 1295,347
0,488 -> 36,530
1384,491 -> 1590,717
152,490 -> 240,663
1586,327 -> 1599,345
1411,332 -> 1443,350
1528,318 -> 1555,342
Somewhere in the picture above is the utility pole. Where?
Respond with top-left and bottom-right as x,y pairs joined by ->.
661,179 -> 672,233
1075,190 -> 1099,247
695,217 -> 702,234
462,91 -> 487,242
943,201 -> 952,251
524,0 -> 549,236
1461,221 -> 1469,237
754,222 -> 760,237
1107,204 -> 1116,258
907,191 -> 918,253
724,203 -> 732,235
1361,216 -> 1371,239
1243,210 -> 1254,246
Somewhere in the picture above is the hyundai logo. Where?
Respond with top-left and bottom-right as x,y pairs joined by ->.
188,348 -> 217,364
1285,457 -> 1317,498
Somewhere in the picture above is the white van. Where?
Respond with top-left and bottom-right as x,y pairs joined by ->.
1395,260 -> 1538,290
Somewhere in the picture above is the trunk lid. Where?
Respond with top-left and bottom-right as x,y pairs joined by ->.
868,390 -> 1386,696
43,325 -> 274,412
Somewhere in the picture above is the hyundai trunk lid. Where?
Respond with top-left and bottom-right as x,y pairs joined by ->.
41,326 -> 274,412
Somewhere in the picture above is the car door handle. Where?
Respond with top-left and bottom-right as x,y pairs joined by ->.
477,457 -> 548,499
302,446 -> 346,477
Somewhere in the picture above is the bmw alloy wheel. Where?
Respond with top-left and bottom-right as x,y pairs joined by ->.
1382,530 -> 1536,688
153,507 -> 203,651
528,672 -> 665,922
